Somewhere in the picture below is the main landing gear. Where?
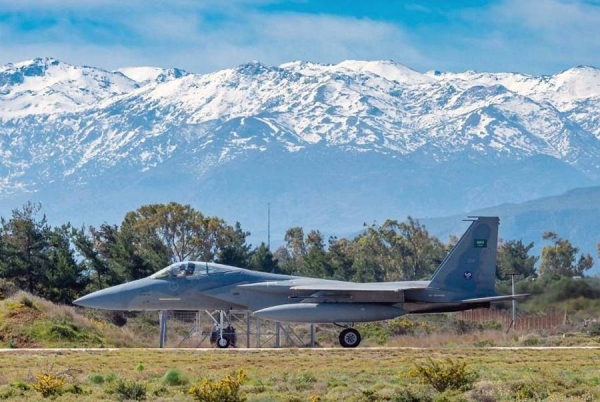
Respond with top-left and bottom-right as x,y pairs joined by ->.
337,326 -> 361,348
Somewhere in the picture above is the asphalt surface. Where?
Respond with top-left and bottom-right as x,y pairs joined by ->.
1,346 -> 600,352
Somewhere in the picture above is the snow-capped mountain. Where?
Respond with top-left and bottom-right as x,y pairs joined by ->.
1,57 -> 600,246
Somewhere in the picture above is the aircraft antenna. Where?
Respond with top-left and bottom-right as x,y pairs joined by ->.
267,202 -> 271,250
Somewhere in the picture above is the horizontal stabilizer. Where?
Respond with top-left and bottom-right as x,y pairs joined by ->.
290,281 -> 429,292
461,294 -> 529,303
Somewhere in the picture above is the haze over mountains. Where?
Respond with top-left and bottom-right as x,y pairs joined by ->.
1,57 -> 599,261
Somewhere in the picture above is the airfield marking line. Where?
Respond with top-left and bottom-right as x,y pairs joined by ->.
1,346 -> 600,353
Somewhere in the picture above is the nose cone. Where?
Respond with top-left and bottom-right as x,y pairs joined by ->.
73,278 -> 155,310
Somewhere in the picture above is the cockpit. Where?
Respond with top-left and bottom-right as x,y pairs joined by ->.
150,262 -> 236,279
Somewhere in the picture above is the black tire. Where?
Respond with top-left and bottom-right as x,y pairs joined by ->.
339,328 -> 361,348
216,337 -> 230,348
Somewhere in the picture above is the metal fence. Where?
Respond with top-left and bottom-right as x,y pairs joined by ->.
455,309 -> 567,331
164,310 -> 316,348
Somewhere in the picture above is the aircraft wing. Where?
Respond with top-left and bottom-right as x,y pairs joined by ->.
288,281 -> 430,303
290,281 -> 429,292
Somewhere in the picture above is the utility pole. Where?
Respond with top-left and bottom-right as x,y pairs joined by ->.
505,273 -> 522,332
267,202 -> 271,250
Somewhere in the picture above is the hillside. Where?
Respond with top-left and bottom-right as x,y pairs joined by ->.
0,284 -> 147,348
423,186 -> 600,269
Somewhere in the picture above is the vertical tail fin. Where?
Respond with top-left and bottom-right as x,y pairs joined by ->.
428,217 -> 499,297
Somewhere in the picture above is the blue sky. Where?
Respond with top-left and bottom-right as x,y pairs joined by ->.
0,0 -> 599,75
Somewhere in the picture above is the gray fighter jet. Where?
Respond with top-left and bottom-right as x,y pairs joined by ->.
74,216 -> 523,348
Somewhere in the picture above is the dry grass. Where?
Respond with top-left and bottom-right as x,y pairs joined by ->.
0,348 -> 599,400
0,292 -> 154,349
2,292 -> 600,399
386,330 -> 509,348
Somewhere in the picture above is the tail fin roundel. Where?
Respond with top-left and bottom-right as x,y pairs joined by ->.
428,217 -> 499,296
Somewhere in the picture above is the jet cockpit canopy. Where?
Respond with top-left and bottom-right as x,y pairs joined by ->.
150,262 -> 234,279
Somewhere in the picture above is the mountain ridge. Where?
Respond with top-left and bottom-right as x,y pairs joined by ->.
1,57 -> 600,253
422,186 -> 600,272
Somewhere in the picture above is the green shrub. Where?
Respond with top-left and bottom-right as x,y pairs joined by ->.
0,279 -> 18,300
151,385 -> 170,397
357,322 -> 391,344
47,323 -> 81,341
110,379 -> 147,401
64,383 -> 90,395
409,358 -> 478,392
105,372 -> 118,383
20,295 -> 36,309
188,369 -> 247,402
393,386 -> 434,402
509,379 -> 548,400
519,334 -> 541,346
0,386 -> 20,400
161,368 -> 189,386
87,373 -> 105,384
587,322 -> 600,336
9,381 -> 31,391
296,371 -> 317,385
135,363 -> 145,372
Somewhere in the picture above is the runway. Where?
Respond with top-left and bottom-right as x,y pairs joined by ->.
1,346 -> 600,352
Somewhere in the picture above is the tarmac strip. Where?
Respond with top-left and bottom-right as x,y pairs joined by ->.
1,346 -> 600,353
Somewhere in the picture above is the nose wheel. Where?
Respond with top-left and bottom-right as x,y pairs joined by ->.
216,336 -> 230,348
339,328 -> 361,348
208,310 -> 237,348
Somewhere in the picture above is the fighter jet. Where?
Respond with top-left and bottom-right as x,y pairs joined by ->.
74,216 -> 523,348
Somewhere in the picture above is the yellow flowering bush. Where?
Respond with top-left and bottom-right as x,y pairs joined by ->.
188,369 -> 247,402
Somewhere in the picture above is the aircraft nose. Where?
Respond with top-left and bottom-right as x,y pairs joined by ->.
73,278 -> 154,310
73,289 -> 123,310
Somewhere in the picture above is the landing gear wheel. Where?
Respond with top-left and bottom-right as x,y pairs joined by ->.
339,328 -> 361,348
216,337 -> 230,348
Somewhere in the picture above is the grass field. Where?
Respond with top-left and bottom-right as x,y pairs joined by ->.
2,290 -> 600,400
0,347 -> 599,401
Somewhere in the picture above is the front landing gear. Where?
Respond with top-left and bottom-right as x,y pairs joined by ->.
208,310 -> 237,348
216,336 -> 230,349
339,328 -> 361,348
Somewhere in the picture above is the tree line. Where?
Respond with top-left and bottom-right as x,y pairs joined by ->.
0,201 -> 596,305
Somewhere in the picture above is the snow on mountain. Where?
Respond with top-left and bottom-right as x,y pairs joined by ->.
2,58 -> 600,179
426,65 -> 600,104
282,60 -> 434,85
0,57 -> 138,118
1,57 -> 600,244
426,66 -> 600,140
117,66 -> 189,85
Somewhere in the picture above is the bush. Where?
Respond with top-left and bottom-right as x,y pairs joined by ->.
409,358 -> 478,392
519,334 -> 541,346
161,368 -> 189,386
47,323 -> 81,341
32,372 -> 65,397
509,379 -> 548,400
393,386 -> 434,402
110,379 -> 147,401
188,369 -> 247,402
587,321 -> 600,337
9,381 -> 31,391
106,372 -> 118,383
64,383 -> 90,395
20,295 -> 36,309
0,279 -> 18,300
0,386 -> 20,400
87,373 -> 105,384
